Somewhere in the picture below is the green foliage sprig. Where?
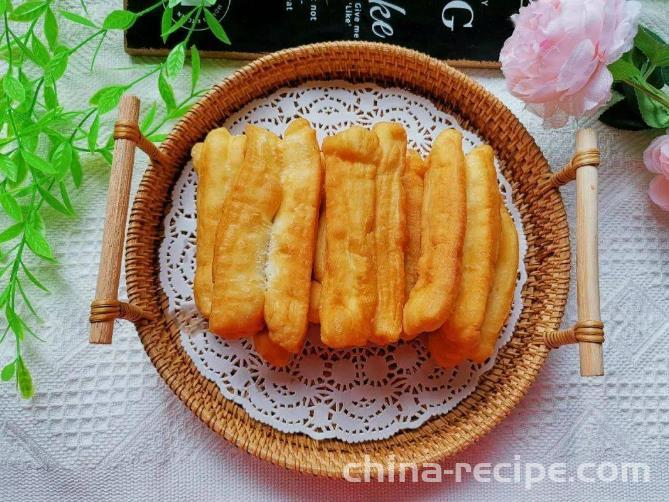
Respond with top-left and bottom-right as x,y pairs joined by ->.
603,26 -> 669,130
0,0 -> 230,398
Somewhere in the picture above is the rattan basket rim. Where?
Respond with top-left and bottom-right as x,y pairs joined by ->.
124,41 -> 569,478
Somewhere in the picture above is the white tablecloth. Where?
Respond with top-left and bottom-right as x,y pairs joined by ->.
1,1 -> 668,500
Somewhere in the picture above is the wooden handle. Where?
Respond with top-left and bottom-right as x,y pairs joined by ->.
89,95 -> 140,344
575,128 -> 603,376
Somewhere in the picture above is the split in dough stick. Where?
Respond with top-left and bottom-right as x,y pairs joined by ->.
403,129 -> 466,337
401,149 -> 427,340
209,125 -> 281,338
370,123 -> 407,345
265,118 -> 323,353
320,126 -> 380,348
314,210 -> 326,283
430,144 -> 501,368
469,205 -> 518,364
254,331 -> 291,367
307,280 -> 321,324
192,129 -> 246,318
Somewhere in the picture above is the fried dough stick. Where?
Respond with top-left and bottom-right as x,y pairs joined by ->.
265,119 -> 323,353
209,125 -> 281,338
254,331 -> 292,367
469,206 -> 518,364
401,149 -> 427,341
403,129 -> 466,337
308,212 -> 327,325
429,145 -> 501,368
320,126 -> 380,348
371,123 -> 407,345
192,129 -> 246,317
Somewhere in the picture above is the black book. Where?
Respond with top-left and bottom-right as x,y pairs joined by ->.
126,1 -> 526,67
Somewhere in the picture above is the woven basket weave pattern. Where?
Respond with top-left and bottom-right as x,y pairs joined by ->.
125,42 -> 569,478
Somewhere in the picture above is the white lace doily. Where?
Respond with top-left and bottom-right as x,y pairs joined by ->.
158,81 -> 528,442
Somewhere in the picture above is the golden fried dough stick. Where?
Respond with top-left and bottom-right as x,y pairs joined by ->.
320,126 -> 380,348
402,129 -> 466,337
430,145 -> 501,368
314,211 -> 326,283
307,280 -> 321,324
192,129 -> 246,318
469,205 -> 518,363
401,149 -> 427,340
370,123 -> 407,345
254,331 -> 292,367
209,125 -> 281,338
265,119 -> 323,353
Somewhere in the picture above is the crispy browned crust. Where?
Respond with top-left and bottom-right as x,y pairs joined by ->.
265,119 -> 323,353
400,149 -> 427,340
370,123 -> 407,345
193,130 -> 246,318
320,126 -> 380,348
254,331 -> 292,367
469,205 -> 518,363
209,125 -> 281,338
402,129 -> 466,337
430,145 -> 501,368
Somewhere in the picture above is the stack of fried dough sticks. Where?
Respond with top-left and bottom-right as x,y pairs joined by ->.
191,119 -> 518,369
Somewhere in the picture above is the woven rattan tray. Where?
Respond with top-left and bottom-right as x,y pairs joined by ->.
88,42 -> 605,478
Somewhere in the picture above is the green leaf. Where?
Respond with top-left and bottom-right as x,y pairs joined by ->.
102,9 -> 137,30
168,0 -> 181,7
25,220 -> 54,260
608,59 -> 642,82
59,9 -> 97,28
0,156 -> 19,182
30,36 -> 50,67
36,183 -> 72,216
46,46 -> 69,83
87,114 -> 100,151
90,85 -> 127,114
21,148 -> 57,175
71,151 -> 83,187
165,42 -> 186,79
3,75 -> 26,104
204,8 -> 231,45
0,192 -> 22,221
21,262 -> 48,292
158,70 -> 176,110
190,45 -> 200,94
0,0 -> 8,17
162,9 -> 193,38
44,83 -> 58,108
16,357 -> 34,399
0,223 -> 24,243
6,305 -> 24,340
1,361 -> 15,382
52,141 -> 73,176
59,182 -> 75,215
161,7 -> 173,42
635,88 -> 669,129
140,102 -> 157,132
9,1 -> 46,22
44,7 -> 58,49
635,26 -> 669,67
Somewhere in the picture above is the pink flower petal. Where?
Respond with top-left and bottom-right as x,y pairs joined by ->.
648,175 -> 669,211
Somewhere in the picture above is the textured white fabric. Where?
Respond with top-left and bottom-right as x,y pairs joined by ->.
161,81 -> 528,442
1,1 -> 668,500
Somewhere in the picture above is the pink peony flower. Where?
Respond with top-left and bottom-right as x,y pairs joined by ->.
644,132 -> 669,211
643,132 -> 669,178
500,0 -> 641,127
648,175 -> 669,212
